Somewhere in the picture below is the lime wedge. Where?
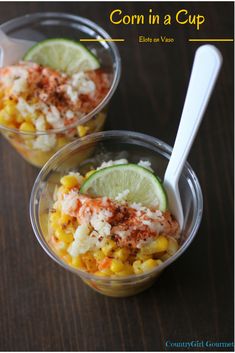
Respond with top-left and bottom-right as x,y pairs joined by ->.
80,164 -> 167,211
23,38 -> 100,75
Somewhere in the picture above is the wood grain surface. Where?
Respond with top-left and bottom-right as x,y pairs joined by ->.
0,2 -> 233,351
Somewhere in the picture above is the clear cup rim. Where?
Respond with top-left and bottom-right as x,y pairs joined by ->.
30,130 -> 203,282
0,12 -> 121,136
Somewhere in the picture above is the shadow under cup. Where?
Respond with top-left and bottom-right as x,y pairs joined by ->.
30,131 -> 203,297
0,13 -> 121,167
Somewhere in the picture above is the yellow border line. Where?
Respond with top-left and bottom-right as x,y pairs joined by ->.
80,39 -> 125,42
189,39 -> 234,42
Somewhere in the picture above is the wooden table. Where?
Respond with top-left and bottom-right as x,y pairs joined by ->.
0,2 -> 233,351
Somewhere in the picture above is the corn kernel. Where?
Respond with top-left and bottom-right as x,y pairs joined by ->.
114,248 -> 129,262
140,236 -> 168,256
63,253 -> 72,264
133,260 -> 143,274
95,269 -> 113,277
94,271 -> 106,277
30,98 -> 38,105
93,250 -> 105,262
50,220 -> 59,229
4,104 -> 16,116
16,115 -> 24,123
0,109 -> 10,123
49,212 -> 61,229
101,240 -> 116,256
167,238 -> 179,255
4,88 -> 11,96
110,259 -> 124,273
154,236 -> 169,252
50,210 -> 61,222
77,125 -> 89,137
24,115 -> 33,122
59,213 -> 73,225
102,269 -> 114,276
72,256 -> 84,269
161,253 -> 171,261
155,259 -> 163,266
136,250 -> 151,261
65,222 -> 77,236
85,170 -> 96,179
55,229 -> 73,243
60,175 -> 78,188
57,241 -> 68,251
58,185 -> 70,195
58,249 -> 67,257
141,259 -> 158,272
116,264 -> 134,276
19,122 -> 35,132
82,252 -> 97,272
57,136 -> 68,149
0,115 -> 6,125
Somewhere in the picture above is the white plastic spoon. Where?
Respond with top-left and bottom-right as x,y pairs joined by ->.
163,45 -> 222,229
0,29 -> 34,67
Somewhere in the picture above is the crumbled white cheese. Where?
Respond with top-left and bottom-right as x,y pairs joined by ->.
17,97 -> 36,117
34,115 -> 46,131
82,80 -> 95,94
138,160 -> 153,172
34,101 -> 48,113
96,159 -> 153,172
136,238 -> 154,249
63,72 -> 96,102
12,79 -> 27,95
79,79 -> 96,95
2,67 -> 29,94
71,72 -> 85,86
145,208 -> 162,220
64,85 -> 78,103
74,224 -> 90,241
0,75 -> 12,87
130,202 -> 144,211
61,190 -> 80,216
46,105 -> 64,129
130,202 -> 162,219
67,222 -> 110,256
34,102 -> 63,129
33,134 -> 56,152
115,189 -> 130,201
115,230 -> 131,239
147,222 -> 164,233
90,209 -> 112,236
102,196 -> 108,205
69,224 -> 112,256
97,159 -> 128,170
68,224 -> 95,256
39,92 -> 48,101
65,110 -> 74,119
71,72 -> 96,95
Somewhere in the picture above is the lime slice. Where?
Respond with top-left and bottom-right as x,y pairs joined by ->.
80,164 -> 167,211
23,38 -> 100,75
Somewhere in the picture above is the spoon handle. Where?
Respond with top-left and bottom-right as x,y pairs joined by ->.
0,29 -> 10,46
164,45 -> 222,184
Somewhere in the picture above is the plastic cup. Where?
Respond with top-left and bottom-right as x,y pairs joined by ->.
30,130 -> 203,297
0,13 -> 121,167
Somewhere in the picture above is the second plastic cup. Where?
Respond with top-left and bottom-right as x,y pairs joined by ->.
0,12 -> 121,167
